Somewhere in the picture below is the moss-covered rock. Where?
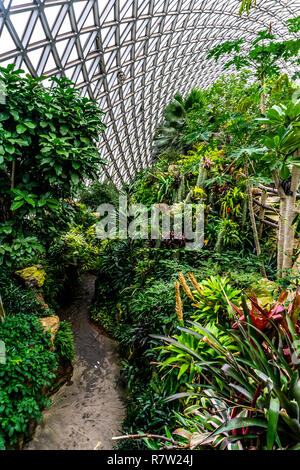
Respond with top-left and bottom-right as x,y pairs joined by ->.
15,265 -> 46,290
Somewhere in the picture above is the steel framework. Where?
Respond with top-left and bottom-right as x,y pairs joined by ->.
0,0 -> 298,185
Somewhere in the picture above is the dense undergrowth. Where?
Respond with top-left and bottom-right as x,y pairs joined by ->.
0,13 -> 300,451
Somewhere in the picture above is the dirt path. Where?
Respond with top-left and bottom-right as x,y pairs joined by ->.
24,274 -> 124,450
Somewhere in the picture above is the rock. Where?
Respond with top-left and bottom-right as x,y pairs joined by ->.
15,265 -> 46,290
39,315 -> 60,349
15,265 -> 49,310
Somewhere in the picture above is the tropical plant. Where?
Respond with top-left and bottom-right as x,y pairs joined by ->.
252,95 -> 300,277
0,313 -> 57,447
79,180 -> 120,210
155,323 -> 237,395
207,19 -> 300,111
230,288 -> 300,346
220,186 -> 246,219
215,219 -> 243,254
0,65 -> 106,265
153,90 -> 210,155
239,0 -> 257,16
177,273 -> 241,325
148,308 -> 300,450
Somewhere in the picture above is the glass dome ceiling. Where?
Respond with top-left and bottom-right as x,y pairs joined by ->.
0,0 -> 298,185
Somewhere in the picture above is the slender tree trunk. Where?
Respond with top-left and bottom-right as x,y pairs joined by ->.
277,197 -> 286,277
258,190 -> 267,238
0,295 -> 5,323
260,93 -> 266,114
185,162 -> 207,204
260,77 -> 266,115
11,160 -> 15,190
272,160 -> 300,278
176,173 -> 185,202
282,165 -> 300,274
245,161 -> 266,277
272,169 -> 287,277
241,194 -> 248,228
196,163 -> 206,188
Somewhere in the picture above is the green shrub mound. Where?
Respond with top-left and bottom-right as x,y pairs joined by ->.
0,314 -> 57,448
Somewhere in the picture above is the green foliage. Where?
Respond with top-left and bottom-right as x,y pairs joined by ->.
191,276 -> 241,324
118,374 -> 180,450
154,311 -> 300,449
207,22 -> 300,83
239,0 -> 257,15
155,323 -> 237,395
184,88 -> 207,112
0,268 -> 50,317
0,314 -> 57,446
54,321 -> 75,363
91,305 -> 116,334
0,65 -> 105,266
254,95 -> 300,177
215,219 -> 243,252
153,89 -> 210,156
287,15 -> 300,33
220,186 -> 246,218
49,224 -> 101,274
79,180 -> 120,210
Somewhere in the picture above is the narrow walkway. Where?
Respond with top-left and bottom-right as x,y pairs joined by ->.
24,274 -> 124,450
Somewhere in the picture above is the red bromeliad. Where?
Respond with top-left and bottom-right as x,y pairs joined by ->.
231,288 -> 300,333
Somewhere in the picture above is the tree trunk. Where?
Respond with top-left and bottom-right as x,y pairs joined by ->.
272,160 -> 300,278
282,165 -> 300,274
245,162 -> 266,277
277,197 -> 286,277
258,190 -> 267,238
260,77 -> 266,115
196,163 -> 206,188
272,169 -> 287,277
176,173 -> 185,202
11,160 -> 15,190
0,295 -> 5,323
260,92 -> 266,114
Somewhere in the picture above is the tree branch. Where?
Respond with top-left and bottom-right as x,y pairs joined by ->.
112,434 -> 187,448
271,169 -> 286,199
252,197 -> 279,214
254,214 -> 278,229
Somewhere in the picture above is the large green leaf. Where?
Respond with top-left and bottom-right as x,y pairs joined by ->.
266,396 -> 280,450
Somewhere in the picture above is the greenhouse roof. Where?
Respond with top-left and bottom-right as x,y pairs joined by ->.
0,0 -> 298,184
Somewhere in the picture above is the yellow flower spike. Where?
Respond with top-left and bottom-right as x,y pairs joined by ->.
178,272 -> 195,301
174,281 -> 183,323
187,272 -> 202,296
